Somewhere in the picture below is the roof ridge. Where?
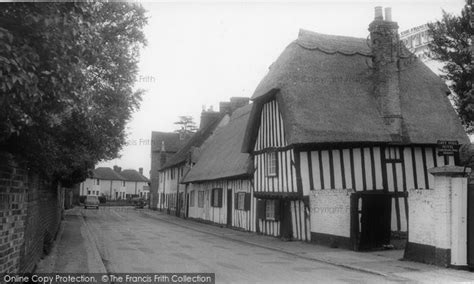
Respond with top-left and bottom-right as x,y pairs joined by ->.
296,29 -> 372,57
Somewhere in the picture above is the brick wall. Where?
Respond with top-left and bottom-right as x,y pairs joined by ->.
0,152 -> 63,273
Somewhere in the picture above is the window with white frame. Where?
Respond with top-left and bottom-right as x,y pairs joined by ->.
265,200 -> 276,220
237,192 -> 246,210
198,191 -> 204,208
266,151 -> 278,176
96,179 -> 100,185
211,188 -> 222,207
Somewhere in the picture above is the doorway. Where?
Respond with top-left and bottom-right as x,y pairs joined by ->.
352,192 -> 392,251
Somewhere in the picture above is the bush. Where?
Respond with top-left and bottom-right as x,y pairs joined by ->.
98,196 -> 106,204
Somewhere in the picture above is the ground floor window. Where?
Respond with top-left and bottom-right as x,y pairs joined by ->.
257,199 -> 280,221
198,191 -> 204,208
266,200 -> 276,220
190,191 -> 195,207
211,188 -> 223,208
236,192 -> 251,211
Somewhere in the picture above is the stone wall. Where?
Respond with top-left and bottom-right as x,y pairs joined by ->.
0,153 -> 62,273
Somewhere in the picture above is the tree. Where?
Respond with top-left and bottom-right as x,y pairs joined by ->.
174,116 -> 197,136
427,3 -> 473,132
0,2 -> 147,186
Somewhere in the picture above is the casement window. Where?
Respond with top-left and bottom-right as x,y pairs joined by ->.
96,179 -> 100,185
265,200 -> 276,220
190,191 -> 195,207
211,188 -> 223,208
257,199 -> 280,221
170,169 -> 175,180
198,191 -> 204,208
122,181 -> 126,186
235,192 -> 251,211
266,151 -> 278,176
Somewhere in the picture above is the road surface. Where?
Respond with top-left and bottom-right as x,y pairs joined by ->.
80,207 -> 396,283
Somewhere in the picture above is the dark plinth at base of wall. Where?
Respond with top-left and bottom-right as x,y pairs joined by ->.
404,242 -> 451,267
311,232 -> 352,250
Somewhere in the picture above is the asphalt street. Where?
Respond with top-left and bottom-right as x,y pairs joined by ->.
80,207 -> 390,283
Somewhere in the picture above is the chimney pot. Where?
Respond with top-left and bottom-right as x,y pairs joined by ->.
374,6 -> 383,20
384,7 -> 392,21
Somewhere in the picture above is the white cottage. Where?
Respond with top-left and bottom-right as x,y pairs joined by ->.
182,104 -> 255,232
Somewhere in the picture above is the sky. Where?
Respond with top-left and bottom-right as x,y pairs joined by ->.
98,0 -> 466,177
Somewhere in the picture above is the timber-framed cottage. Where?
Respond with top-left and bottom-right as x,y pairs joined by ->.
242,7 -> 469,248
182,104 -> 255,231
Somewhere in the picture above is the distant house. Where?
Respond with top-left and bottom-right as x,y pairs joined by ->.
242,7 -> 468,247
400,24 -> 431,61
80,167 -> 126,200
79,166 -> 150,200
182,104 -> 255,231
119,168 -> 150,199
149,132 -> 190,209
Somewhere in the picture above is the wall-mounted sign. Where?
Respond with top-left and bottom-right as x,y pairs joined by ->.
437,140 -> 459,156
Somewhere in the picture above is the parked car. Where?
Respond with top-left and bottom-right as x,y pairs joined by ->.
84,195 -> 100,209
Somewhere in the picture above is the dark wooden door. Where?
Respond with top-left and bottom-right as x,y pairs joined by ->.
468,183 -> 474,268
359,194 -> 391,250
185,193 -> 189,219
280,200 -> 292,240
227,189 -> 232,227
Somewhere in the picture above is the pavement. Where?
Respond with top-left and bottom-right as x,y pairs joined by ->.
36,209 -> 107,274
36,207 -> 474,283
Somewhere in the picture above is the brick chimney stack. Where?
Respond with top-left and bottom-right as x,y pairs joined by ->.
368,6 -> 402,141
229,97 -> 249,112
199,107 -> 221,130
113,165 -> 121,173
139,168 -> 143,175
160,141 -> 167,167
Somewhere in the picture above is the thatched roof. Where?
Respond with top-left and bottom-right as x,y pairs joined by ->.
160,113 -> 224,171
151,131 -> 189,153
243,29 -> 468,152
120,169 -> 150,182
93,167 -> 125,181
182,104 -> 253,183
